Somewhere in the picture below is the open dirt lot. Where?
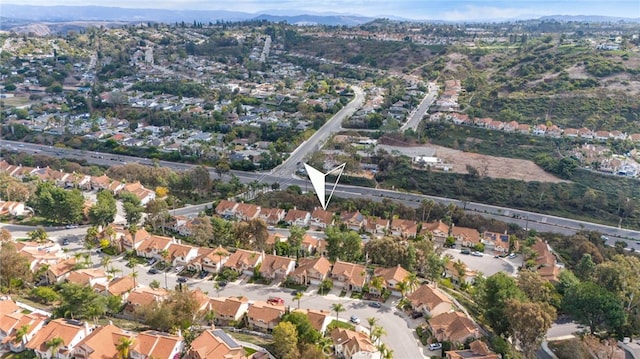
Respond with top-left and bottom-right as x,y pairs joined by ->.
377,144 -> 567,183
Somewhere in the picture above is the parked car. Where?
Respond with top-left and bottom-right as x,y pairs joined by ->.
267,297 -> 284,305
199,271 -> 209,279
148,258 -> 157,266
62,239 -> 69,246
218,281 -> 228,287
350,315 -> 360,324
174,266 -> 184,272
147,268 -> 159,274
461,248 -> 471,255
471,251 -> 483,257
177,277 -> 188,283
368,301 -> 382,308
429,343 -> 442,351
508,253 -> 517,259
411,311 -> 424,319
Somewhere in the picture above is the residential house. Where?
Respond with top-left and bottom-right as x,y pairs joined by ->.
364,217 -> 388,237
259,254 -> 296,281
0,311 -> 47,353
482,231 -> 515,254
122,182 -> 156,206
389,219 -> 418,238
71,324 -> 135,359
45,258 -> 77,285
135,235 -> 172,259
546,125 -> 563,138
166,242 -> 199,267
331,260 -> 367,292
15,241 -> 64,271
0,300 -> 19,317
517,124 -> 530,134
234,203 -> 261,221
451,226 -> 480,248
119,227 -> 151,252
371,264 -> 411,297
533,124 -> 547,136
611,130 -> 627,141
185,329 -> 248,359
0,201 -> 27,217
445,260 -> 477,285
283,209 -> 311,227
407,284 -> 453,318
65,268 -> 109,289
564,128 -> 579,138
331,328 -> 381,359
102,276 -> 136,299
299,234 -> 321,255
445,340 -> 500,359
215,200 -> 238,218
224,250 -> 264,277
595,130 -> 611,141
124,287 -> 169,315
130,330 -> 183,359
340,211 -> 367,231
90,175 -> 111,190
504,121 -> 519,133
26,318 -> 95,359
208,297 -> 250,326
487,120 -> 504,131
246,302 -> 285,332
289,256 -> 332,286
266,232 -> 288,248
422,221 -> 450,245
189,246 -> 230,274
309,208 -> 335,229
428,311 -> 479,345
258,207 -> 286,225
578,127 -> 594,139
531,240 -> 562,283
295,309 -> 332,334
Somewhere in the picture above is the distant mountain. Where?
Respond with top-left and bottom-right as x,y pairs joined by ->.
538,15 -> 640,23
252,14 -> 373,26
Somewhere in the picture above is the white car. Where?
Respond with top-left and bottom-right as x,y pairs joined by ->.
429,343 -> 442,351
471,251 -> 483,257
349,315 -> 360,324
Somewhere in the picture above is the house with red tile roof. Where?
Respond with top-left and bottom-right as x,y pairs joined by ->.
259,254 -> 296,281
118,227 -> 151,252
444,261 -> 477,286
223,249 -> 264,276
122,182 -> 156,206
135,235 -> 173,259
331,260 -> 367,292
246,302 -> 286,332
364,216 -> 389,237
0,311 -> 47,353
289,256 -> 332,286
283,209 -> 311,227
0,300 -> 20,317
124,287 -> 170,315
446,340 -> 500,359
389,219 -> 418,238
26,318 -> 95,358
185,328 -> 248,359
294,309 -> 333,334
71,324 -> 135,359
45,257 -> 78,285
208,296 -> 250,326
0,201 -> 27,217
257,207 -> 286,225
215,200 -> 238,217
188,246 -> 230,274
482,231 -> 515,254
131,330 -> 183,359
428,311 -> 479,345
451,226 -> 480,247
166,242 -> 199,267
309,208 -> 335,229
65,268 -> 109,289
407,284 -> 453,318
234,203 -> 261,221
531,240 -> 562,283
331,328 -> 379,359
371,264 -> 411,297
422,220 -> 450,245
101,276 -> 136,299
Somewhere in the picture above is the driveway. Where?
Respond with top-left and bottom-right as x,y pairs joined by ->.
444,249 -> 517,276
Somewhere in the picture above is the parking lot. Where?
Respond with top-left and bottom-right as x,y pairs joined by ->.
444,248 -> 518,276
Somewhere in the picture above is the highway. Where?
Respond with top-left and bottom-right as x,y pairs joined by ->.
271,86 -> 364,177
3,140 -> 640,245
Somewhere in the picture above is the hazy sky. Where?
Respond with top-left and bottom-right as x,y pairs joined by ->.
6,0 -> 640,20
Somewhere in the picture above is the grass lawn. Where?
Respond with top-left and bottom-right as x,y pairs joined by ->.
327,319 -> 355,331
223,331 -> 273,347
1,96 -> 32,108
244,347 -> 257,355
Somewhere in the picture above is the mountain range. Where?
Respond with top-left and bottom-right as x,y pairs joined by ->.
1,4 -> 638,28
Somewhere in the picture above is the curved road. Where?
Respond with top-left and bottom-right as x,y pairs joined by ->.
3,140 -> 640,244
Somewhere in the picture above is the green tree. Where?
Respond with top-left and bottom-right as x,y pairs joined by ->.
282,311 -> 321,344
288,225 -> 305,258
46,336 -> 64,358
14,324 -> 29,346
30,286 -> 60,304
28,182 -> 84,224
326,226 -> 362,262
0,242 -> 32,292
517,270 -> 559,306
331,303 -> 346,322
28,227 -> 49,243
54,283 -> 107,321
293,291 -> 303,309
506,300 -> 557,359
272,321 -> 300,359
575,253 -> 597,281
564,281 -> 626,335
123,201 -> 144,227
89,190 -> 117,226
476,272 -> 525,336
116,336 -> 135,359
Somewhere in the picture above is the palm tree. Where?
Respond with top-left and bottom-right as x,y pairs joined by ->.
406,273 -> 420,293
204,310 -> 217,325
366,317 -> 377,338
115,336 -> 134,359
331,303 -> 345,322
46,336 -> 64,359
161,249 -> 170,289
13,324 -> 29,347
369,276 -> 384,297
294,291 -> 303,309
214,282 -> 221,298
377,343 -> 393,359
371,325 -> 387,344
396,280 -> 410,300
101,255 -> 112,270
130,267 -> 138,288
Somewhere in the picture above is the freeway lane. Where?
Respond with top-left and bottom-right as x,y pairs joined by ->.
3,139 -> 640,242
271,86 -> 365,177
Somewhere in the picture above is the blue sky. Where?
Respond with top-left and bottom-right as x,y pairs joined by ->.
7,0 -> 640,20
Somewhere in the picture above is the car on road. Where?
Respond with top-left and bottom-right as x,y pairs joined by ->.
428,343 -> 442,351
65,224 -> 79,229
471,251 -> 483,257
508,253 -> 517,259
267,225 -> 275,230
350,315 -> 361,324
461,248 -> 471,255
411,312 -> 424,319
177,277 -> 188,283
148,268 -> 159,274
267,297 -> 284,305
62,239 -> 69,246
217,281 -> 228,287
148,258 -> 158,266
174,266 -> 184,272
368,301 -> 382,308
198,271 -> 209,279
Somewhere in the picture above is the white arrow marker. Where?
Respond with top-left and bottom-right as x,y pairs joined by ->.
304,163 -> 346,210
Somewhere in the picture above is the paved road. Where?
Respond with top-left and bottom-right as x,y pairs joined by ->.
4,140 -> 640,245
400,83 -> 438,132
271,86 -> 365,177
